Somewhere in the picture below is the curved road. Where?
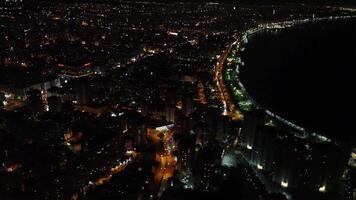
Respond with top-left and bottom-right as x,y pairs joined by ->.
214,42 -> 243,121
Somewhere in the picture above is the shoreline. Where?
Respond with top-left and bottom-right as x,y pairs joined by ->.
223,15 -> 356,143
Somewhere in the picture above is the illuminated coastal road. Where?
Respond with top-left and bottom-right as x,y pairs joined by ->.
214,43 -> 243,121
218,15 -> 356,135
215,15 -> 356,123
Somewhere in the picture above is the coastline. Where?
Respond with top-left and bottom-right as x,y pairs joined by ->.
222,15 -> 356,143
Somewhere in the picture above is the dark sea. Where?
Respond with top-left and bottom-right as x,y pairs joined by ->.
240,18 -> 356,142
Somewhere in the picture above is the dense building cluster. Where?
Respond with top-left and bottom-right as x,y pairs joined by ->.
0,1 -> 355,200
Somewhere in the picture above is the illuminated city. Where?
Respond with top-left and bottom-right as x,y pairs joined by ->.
0,0 -> 355,200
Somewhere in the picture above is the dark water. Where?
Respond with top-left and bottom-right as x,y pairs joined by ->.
240,18 -> 356,141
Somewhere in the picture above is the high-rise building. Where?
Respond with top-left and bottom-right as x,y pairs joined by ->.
182,94 -> 193,116
25,89 -> 44,113
239,110 -> 265,149
47,96 -> 62,113
240,110 -> 350,196
73,78 -> 89,106
165,105 -> 176,123
0,92 -> 5,109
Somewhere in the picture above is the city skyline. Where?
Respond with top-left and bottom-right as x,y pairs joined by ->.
0,1 -> 355,200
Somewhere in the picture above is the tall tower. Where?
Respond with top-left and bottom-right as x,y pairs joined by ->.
0,92 -> 5,109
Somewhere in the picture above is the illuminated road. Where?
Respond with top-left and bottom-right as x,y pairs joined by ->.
215,15 -> 356,122
217,15 -> 356,134
147,127 -> 177,198
79,156 -> 134,197
115,42 -> 189,70
214,43 -> 243,121
155,153 -> 176,198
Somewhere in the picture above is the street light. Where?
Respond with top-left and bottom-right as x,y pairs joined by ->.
319,185 -> 326,193
281,180 -> 288,188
